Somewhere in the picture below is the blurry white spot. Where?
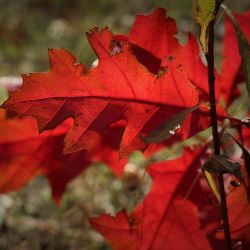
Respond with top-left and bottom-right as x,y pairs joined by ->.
169,124 -> 181,135
125,163 -> 138,174
0,195 -> 13,209
206,148 -> 212,154
73,61 -> 80,66
233,241 -> 243,249
0,76 -> 23,91
110,46 -> 122,56
92,59 -> 99,67
0,195 -> 14,219
47,19 -> 71,38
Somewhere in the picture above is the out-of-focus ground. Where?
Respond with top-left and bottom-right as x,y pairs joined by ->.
0,0 -> 250,249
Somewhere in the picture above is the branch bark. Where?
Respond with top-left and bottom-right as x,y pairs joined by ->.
205,19 -> 232,250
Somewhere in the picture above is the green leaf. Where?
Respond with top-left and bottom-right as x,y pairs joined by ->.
222,4 -> 250,102
196,0 -> 223,53
0,85 -> 8,105
196,0 -> 216,53
142,105 -> 199,143
204,171 -> 220,202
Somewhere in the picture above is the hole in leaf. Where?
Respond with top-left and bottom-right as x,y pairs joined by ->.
230,180 -> 241,187
109,40 -> 123,56
131,45 -> 161,74
157,66 -> 168,78
177,64 -> 183,71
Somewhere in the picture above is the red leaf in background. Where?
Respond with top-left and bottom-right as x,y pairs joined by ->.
127,8 -> 250,106
220,10 -> 250,105
0,111 -> 131,202
0,108 -> 6,120
129,8 -> 178,61
242,127 -> 250,149
228,174 -> 250,248
90,199 -> 211,250
0,114 -> 90,204
0,105 -> 133,202
127,8 -> 220,99
90,147 -> 216,250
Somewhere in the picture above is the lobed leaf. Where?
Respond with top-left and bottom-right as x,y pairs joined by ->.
0,115 -> 89,204
2,9 -> 218,156
90,146 -> 218,250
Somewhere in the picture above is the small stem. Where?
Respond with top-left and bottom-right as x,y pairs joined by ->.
205,20 -> 232,250
206,21 -> 220,155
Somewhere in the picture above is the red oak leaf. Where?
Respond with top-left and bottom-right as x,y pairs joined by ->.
0,109 -> 131,203
220,10 -> 250,105
0,114 -> 90,204
2,24 -> 210,156
90,199 -> 211,250
90,147 -> 215,250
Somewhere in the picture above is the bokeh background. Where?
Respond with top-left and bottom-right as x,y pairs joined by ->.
0,0 -> 250,249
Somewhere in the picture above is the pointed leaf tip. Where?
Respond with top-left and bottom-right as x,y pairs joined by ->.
196,0 -> 222,53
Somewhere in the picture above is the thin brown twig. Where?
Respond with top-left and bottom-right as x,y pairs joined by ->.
205,17 -> 232,249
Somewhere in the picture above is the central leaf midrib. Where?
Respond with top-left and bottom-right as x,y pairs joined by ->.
8,95 -> 197,110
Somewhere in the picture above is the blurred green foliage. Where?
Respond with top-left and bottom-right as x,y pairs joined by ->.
0,0 -> 196,75
0,0 -> 249,76
0,85 -> 7,104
